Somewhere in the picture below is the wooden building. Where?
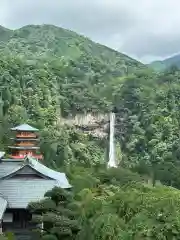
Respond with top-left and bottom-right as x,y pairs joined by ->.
9,124 -> 43,160
0,124 -> 71,239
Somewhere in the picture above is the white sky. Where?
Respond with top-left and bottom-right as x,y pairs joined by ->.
0,0 -> 180,63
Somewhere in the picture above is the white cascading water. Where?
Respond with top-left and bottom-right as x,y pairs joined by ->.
107,112 -> 117,168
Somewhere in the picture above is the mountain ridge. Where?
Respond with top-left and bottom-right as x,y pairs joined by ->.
0,24 -> 146,133
0,24 -> 144,73
0,24 -> 140,59
149,53 -> 180,71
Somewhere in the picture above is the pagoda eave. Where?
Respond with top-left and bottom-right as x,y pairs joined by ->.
11,130 -> 39,132
10,138 -> 39,141
10,155 -> 43,160
8,146 -> 40,150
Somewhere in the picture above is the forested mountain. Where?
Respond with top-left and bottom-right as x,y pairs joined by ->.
2,24 -> 180,239
150,53 -> 180,71
0,24 -> 144,166
0,24 -> 143,71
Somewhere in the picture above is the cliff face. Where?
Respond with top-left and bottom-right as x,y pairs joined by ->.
58,113 -> 109,138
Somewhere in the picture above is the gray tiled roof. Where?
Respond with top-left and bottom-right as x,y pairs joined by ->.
0,157 -> 71,209
1,157 -> 71,189
28,157 -> 71,187
0,179 -> 61,209
0,196 -> 7,219
0,161 -> 22,179
11,124 -> 39,132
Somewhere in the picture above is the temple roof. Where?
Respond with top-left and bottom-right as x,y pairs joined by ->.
0,160 -> 23,178
0,156 -> 71,188
0,179 -> 62,209
11,124 -> 39,132
0,156 -> 71,210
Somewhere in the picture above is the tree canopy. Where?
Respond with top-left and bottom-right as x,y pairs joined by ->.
1,24 -> 180,240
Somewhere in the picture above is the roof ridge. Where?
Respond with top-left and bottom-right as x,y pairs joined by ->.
0,156 -> 35,179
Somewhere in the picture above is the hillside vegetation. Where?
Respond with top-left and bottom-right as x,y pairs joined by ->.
29,167 -> 180,240
1,24 -> 180,239
150,54 -> 180,71
0,24 -> 144,167
0,24 -> 143,72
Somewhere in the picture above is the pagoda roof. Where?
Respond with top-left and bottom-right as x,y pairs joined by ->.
0,157 -> 71,209
11,124 -> 39,132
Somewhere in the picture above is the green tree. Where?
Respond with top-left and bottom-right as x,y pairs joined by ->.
29,187 -> 80,240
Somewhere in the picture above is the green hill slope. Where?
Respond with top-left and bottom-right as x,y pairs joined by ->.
149,53 -> 180,71
0,24 -> 145,167
0,26 -> 12,42
0,25 -> 145,119
148,61 -> 166,71
1,24 -> 180,194
0,24 -> 146,121
0,24 -> 143,73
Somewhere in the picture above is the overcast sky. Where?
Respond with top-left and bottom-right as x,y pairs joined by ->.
0,0 -> 180,63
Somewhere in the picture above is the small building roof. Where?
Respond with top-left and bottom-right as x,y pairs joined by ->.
0,195 -> 7,219
0,157 -> 71,209
11,124 -> 39,132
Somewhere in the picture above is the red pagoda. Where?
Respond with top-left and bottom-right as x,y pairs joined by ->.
8,124 -> 43,160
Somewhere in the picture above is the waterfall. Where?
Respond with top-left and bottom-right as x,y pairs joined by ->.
107,112 -> 117,168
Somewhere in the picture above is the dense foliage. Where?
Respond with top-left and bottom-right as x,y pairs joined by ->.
114,67 -> 180,188
29,167 -> 180,240
1,24 -> 180,239
0,25 -> 143,71
0,24 -> 143,167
